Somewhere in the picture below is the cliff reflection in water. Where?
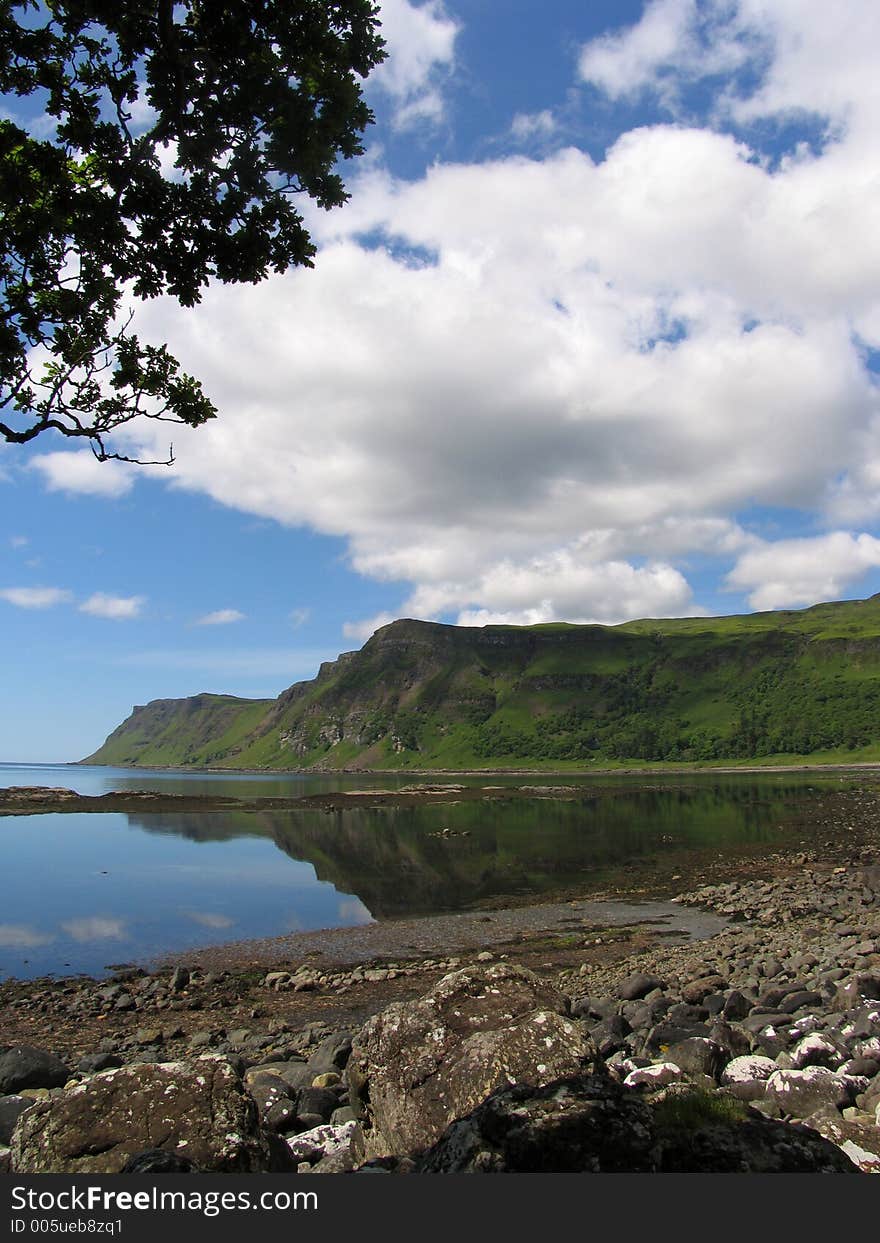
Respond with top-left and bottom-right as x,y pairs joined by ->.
125,781 -> 810,918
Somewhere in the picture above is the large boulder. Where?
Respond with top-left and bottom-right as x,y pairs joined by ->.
347,963 -> 595,1157
415,1075 -> 860,1173
765,1067 -> 853,1118
11,1057 -> 293,1174
418,1074 -> 655,1172
719,1055 -> 778,1101
0,1046 -> 71,1094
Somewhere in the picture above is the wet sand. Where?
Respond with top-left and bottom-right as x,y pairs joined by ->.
157,896 -> 728,975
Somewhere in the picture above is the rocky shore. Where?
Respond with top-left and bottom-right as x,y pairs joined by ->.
0,781 -> 602,818
2,793 -> 879,1173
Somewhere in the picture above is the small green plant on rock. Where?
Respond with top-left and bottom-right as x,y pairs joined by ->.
652,1086 -> 748,1141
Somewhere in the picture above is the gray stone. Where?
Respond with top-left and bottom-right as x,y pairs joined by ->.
780,990 -> 823,1014
247,1075 -> 293,1115
742,1013 -> 793,1033
720,1055 -> 778,1086
306,1033 -> 352,1077
76,1053 -> 122,1075
665,1038 -> 726,1081
842,1057 -> 879,1078
418,1074 -> 656,1172
618,972 -> 665,1002
681,975 -> 727,1005
708,1020 -> 752,1060
263,1100 -> 298,1134
642,1021 -> 710,1056
246,1061 -> 313,1092
295,1086 -> 339,1123
0,1096 -> 34,1144
591,1015 -> 631,1057
169,967 -> 190,993
0,1046 -> 71,1095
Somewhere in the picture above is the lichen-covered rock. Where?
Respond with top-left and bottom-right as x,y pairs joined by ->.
348,963 -> 595,1157
790,1033 -> 845,1070
719,1054 -> 778,1100
414,1075 -> 860,1173
11,1057 -> 293,1174
765,1067 -> 853,1118
285,1120 -> 360,1170
721,1055 -> 778,1086
803,1112 -> 880,1173
623,1063 -> 684,1089
834,975 -> 880,1011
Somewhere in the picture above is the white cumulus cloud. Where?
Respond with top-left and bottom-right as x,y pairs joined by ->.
196,608 -> 246,626
579,0 -> 880,137
30,451 -> 138,498
0,586 -> 72,609
79,593 -> 145,620
510,109 -> 558,143
45,1 -> 880,627
371,0 -> 460,129
726,531 -> 880,610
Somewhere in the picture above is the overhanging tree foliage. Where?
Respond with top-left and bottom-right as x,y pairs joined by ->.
0,0 -> 385,461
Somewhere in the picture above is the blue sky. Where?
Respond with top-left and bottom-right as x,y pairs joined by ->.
2,0 -> 880,761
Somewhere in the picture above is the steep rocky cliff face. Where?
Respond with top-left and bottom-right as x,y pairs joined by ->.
83,598 -> 880,770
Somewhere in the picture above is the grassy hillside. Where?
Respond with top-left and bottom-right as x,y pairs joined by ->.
85,694 -> 275,767
83,596 -> 880,770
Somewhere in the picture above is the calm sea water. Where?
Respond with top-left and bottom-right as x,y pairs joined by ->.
0,761 -> 849,980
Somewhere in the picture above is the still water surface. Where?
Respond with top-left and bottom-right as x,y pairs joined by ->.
0,762 -> 847,979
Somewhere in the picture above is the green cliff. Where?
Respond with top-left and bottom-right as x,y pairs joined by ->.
83,596 -> 880,770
